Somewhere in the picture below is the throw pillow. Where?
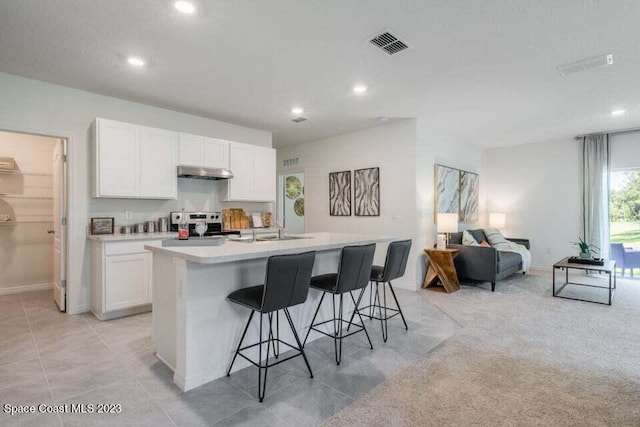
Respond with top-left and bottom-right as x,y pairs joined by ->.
484,228 -> 508,246
462,230 -> 480,246
479,241 -> 491,247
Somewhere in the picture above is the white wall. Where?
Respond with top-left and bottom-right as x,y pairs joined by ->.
0,72 -> 272,313
0,131 -> 57,294
415,122 -> 488,284
277,120 -> 419,289
486,139 -> 580,270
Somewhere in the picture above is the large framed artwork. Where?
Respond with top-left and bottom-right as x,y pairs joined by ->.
459,171 -> 479,222
329,170 -> 351,216
434,164 -> 479,222
354,167 -> 380,216
435,165 -> 459,215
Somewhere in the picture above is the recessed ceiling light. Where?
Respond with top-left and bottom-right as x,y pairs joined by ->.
291,107 -> 304,115
353,85 -> 368,94
127,57 -> 145,67
174,1 -> 195,14
611,109 -> 627,116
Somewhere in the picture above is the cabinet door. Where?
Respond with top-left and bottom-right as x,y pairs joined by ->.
253,147 -> 276,201
178,134 -> 204,165
141,128 -> 177,199
97,120 -> 140,197
204,138 -> 230,169
228,143 -> 255,200
105,253 -> 150,311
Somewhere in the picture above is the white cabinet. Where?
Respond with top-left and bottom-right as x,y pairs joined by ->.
223,143 -> 276,202
93,118 -> 177,199
105,253 -> 150,312
91,239 -> 158,320
178,134 -> 229,169
141,128 -> 177,199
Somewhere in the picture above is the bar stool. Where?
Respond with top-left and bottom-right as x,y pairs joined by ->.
226,251 -> 316,402
348,239 -> 412,342
303,243 -> 376,365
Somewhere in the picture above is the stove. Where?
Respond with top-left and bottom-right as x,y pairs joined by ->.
169,211 -> 240,237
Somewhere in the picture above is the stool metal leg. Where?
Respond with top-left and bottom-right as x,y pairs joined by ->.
349,291 -> 373,349
226,310 -> 255,376
268,312 -> 279,359
375,282 -> 388,342
258,313 -> 271,402
346,287 -> 366,332
388,281 -> 408,330
303,292 -> 325,346
335,293 -> 343,365
283,308 -> 313,378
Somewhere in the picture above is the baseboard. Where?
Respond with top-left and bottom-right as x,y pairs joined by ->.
0,282 -> 53,296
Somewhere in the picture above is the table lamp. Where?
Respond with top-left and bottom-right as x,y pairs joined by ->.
437,213 -> 459,247
489,213 -> 506,229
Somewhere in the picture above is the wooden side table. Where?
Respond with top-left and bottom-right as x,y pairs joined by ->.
423,248 -> 461,293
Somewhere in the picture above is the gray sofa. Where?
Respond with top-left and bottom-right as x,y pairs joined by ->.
447,229 -> 530,292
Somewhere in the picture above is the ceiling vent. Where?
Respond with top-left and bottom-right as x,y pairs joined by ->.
558,54 -> 613,76
292,117 -> 307,123
369,31 -> 409,56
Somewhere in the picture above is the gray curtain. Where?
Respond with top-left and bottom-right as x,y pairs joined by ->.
582,134 -> 610,259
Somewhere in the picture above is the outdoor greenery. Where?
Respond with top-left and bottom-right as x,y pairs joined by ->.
611,170 -> 640,223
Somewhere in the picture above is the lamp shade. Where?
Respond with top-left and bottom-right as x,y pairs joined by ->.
489,213 -> 506,228
437,213 -> 459,233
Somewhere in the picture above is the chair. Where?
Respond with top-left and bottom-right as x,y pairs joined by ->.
226,251 -> 316,402
610,243 -> 640,277
303,244 -> 376,365
348,239 -> 412,342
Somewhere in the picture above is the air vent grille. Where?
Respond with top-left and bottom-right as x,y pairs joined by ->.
369,31 -> 409,55
558,54 -> 613,76
292,117 -> 307,123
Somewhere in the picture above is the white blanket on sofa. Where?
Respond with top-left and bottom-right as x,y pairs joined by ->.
495,241 -> 532,273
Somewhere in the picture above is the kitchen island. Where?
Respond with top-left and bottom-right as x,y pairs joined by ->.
144,232 -> 392,391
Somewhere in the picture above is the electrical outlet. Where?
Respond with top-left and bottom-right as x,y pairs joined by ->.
124,210 -> 133,220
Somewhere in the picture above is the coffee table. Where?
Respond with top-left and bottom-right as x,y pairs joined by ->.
552,257 -> 616,305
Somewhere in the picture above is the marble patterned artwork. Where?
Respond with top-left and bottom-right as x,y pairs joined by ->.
435,165 -> 459,214
354,167 -> 380,216
459,171 -> 479,222
329,171 -> 351,216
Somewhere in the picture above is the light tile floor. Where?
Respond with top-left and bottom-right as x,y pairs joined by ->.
0,287 -> 460,426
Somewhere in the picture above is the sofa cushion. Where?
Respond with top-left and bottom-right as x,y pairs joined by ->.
497,251 -> 521,273
449,232 -> 463,244
462,230 -> 480,246
484,228 -> 509,246
468,229 -> 486,245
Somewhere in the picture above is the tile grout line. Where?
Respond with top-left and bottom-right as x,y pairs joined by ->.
221,377 -> 295,427
81,314 -> 179,427
19,293 -> 64,427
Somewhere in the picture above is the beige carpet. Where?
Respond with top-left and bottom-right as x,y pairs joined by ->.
324,272 -> 640,426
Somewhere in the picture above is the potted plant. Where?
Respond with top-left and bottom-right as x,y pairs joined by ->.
572,237 -> 599,259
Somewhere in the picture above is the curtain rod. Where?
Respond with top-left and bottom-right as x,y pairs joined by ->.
574,126 -> 640,140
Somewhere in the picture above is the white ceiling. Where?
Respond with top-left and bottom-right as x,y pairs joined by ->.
1,0 -> 639,148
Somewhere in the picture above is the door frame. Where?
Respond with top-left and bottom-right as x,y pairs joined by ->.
0,124 -> 72,313
278,169 -> 306,233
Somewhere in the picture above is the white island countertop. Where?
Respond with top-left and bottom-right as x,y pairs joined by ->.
144,232 -> 393,265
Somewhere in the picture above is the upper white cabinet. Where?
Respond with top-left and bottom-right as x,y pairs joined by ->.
223,142 -> 276,202
178,134 -> 229,169
93,118 -> 177,199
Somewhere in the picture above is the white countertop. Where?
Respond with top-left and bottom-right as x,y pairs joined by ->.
144,232 -> 393,265
87,232 -> 178,242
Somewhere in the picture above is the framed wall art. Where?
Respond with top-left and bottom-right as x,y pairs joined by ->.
354,167 -> 380,216
91,217 -> 115,235
329,170 -> 351,216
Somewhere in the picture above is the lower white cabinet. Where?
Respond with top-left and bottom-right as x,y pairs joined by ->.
91,239 -> 159,320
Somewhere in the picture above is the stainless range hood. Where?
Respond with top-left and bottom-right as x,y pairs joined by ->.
177,165 -> 234,180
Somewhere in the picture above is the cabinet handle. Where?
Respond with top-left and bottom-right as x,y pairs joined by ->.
47,230 -> 55,234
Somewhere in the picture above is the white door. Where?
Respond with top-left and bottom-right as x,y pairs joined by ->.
228,143 -> 255,200
53,139 -> 67,311
178,133 -> 204,166
97,119 -> 140,197
203,138 -> 229,169
104,253 -> 150,311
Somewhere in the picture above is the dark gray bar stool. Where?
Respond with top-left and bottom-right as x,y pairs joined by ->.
226,251 -> 316,402
303,243 -> 376,365
348,239 -> 412,342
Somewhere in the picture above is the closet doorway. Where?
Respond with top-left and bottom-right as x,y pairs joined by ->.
0,130 -> 68,311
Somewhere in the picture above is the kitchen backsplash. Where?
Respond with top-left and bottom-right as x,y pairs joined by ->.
88,179 -> 273,226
